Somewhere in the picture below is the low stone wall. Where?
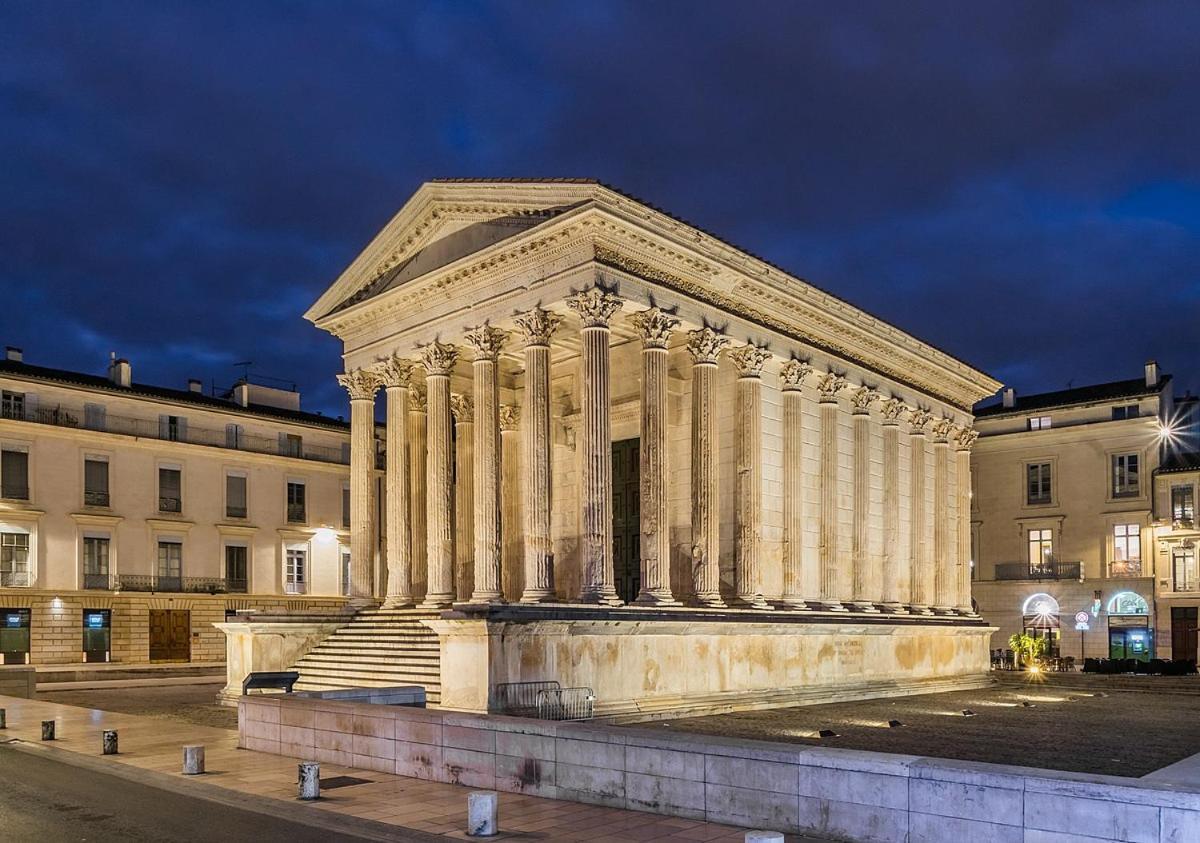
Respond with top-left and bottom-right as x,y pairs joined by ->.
0,665 -> 35,698
215,613 -> 350,705
239,694 -> 1200,842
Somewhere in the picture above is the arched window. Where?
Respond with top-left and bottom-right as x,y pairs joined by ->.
1107,591 -> 1149,615
1022,592 -> 1060,617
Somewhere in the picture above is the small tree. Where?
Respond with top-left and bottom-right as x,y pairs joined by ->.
1008,632 -> 1048,669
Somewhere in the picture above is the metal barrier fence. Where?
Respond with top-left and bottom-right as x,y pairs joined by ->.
491,681 -> 561,717
535,687 -> 595,722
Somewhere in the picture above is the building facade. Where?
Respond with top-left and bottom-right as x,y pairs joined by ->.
1152,437 -> 1200,662
0,349 -> 356,665
971,363 -> 1174,662
301,179 -> 1003,716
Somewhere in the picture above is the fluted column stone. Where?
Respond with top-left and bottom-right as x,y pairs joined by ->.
687,328 -> 729,607
817,373 -> 849,611
514,307 -> 561,603
729,344 -> 771,610
850,387 -> 880,612
499,405 -> 523,601
337,368 -> 383,605
420,341 -> 458,607
567,288 -> 623,605
880,399 -> 906,612
955,427 -> 978,614
779,360 -> 813,609
465,325 -> 507,603
630,308 -> 680,606
408,381 -> 428,600
376,357 -> 414,606
932,418 -> 954,613
450,394 -> 474,601
908,410 -> 933,614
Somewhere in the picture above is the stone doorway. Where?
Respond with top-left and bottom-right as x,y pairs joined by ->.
149,609 -> 191,662
612,438 -> 640,603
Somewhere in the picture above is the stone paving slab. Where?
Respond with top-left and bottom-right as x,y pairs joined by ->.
0,694 -> 791,842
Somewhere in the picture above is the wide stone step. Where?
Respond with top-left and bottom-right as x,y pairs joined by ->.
294,664 -> 440,679
324,633 -> 439,642
298,655 -> 439,668
305,643 -> 440,655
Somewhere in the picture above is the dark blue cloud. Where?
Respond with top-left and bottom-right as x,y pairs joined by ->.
1,0 -> 1197,416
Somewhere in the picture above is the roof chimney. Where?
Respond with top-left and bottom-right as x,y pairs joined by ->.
1145,360 -> 1159,388
1002,387 -> 1015,408
188,379 -> 203,394
108,355 -> 132,388
5,346 -> 22,362
232,382 -> 250,408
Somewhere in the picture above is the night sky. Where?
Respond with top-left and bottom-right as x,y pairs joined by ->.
2,2 -> 1198,417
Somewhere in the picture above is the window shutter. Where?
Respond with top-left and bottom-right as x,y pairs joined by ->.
278,433 -> 289,455
23,393 -> 37,419
226,475 -> 247,513
85,459 -> 108,493
176,417 -> 188,442
84,404 -> 107,431
225,423 -> 241,448
2,450 -> 29,496
158,415 -> 169,439
159,467 -> 181,498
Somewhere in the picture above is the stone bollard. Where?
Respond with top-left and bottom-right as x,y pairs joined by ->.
467,790 -> 498,837
41,720 -> 55,741
182,745 -> 205,775
298,761 -> 320,800
102,730 -> 118,755
0,707 -> 6,729
745,833 -> 784,843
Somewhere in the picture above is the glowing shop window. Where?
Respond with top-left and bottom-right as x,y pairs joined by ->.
1106,591 -> 1148,615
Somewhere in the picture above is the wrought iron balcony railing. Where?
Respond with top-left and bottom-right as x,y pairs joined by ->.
82,572 -> 114,590
0,571 -> 32,587
159,496 -> 182,513
284,581 -> 307,595
116,574 -> 233,594
286,504 -> 307,523
226,578 -> 248,594
84,490 -> 110,507
993,560 -> 1082,581
1,483 -> 29,501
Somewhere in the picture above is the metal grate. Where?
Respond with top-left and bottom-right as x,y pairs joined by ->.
491,681 -> 561,717
536,687 -> 595,722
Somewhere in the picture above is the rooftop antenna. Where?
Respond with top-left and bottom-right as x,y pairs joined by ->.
233,360 -> 253,382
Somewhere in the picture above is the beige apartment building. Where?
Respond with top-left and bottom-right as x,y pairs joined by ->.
971,362 -> 1175,662
1152,398 -> 1200,662
0,347 -> 356,665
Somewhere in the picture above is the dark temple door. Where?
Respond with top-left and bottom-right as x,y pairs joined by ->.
1172,607 -> 1198,662
612,438 -> 641,604
149,609 -> 191,662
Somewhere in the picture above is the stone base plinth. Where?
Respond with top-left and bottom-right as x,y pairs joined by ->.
425,606 -> 995,718
214,614 -> 351,706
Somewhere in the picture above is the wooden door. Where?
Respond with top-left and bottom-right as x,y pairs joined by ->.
148,609 -> 191,662
1172,607 -> 1198,662
612,438 -> 641,604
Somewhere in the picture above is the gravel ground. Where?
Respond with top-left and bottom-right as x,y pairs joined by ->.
38,682 -> 238,730
632,679 -> 1200,777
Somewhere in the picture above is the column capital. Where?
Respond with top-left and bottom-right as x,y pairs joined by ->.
817,372 -> 849,403
499,405 -> 521,431
463,325 -> 508,361
629,307 -> 679,349
566,288 -> 623,327
850,386 -> 881,415
514,307 -> 562,346
419,340 -> 459,376
337,368 -> 383,401
450,394 -> 474,423
930,417 -> 954,443
374,355 -> 416,388
955,426 -> 979,451
908,407 -> 933,432
779,360 -> 814,391
685,327 -> 729,365
727,344 -> 771,378
409,381 -> 427,412
880,398 -> 905,424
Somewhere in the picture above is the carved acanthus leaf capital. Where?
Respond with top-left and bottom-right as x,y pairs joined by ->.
955,426 -> 979,450
727,344 -> 771,378
880,398 -> 905,424
931,417 -> 954,442
817,372 -> 849,402
629,307 -> 679,349
908,408 -> 933,432
850,386 -> 881,414
409,381 -> 427,412
685,327 -> 729,365
374,355 -> 415,388
463,325 -> 508,361
513,307 -> 562,347
779,360 -> 814,391
566,288 -> 623,328
419,340 -> 459,376
450,394 -> 474,423
337,368 -> 383,401
499,405 -> 521,431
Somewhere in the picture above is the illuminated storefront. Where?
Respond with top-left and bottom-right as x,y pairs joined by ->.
1107,591 -> 1152,661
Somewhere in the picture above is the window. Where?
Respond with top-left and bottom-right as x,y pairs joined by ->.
84,457 -> 109,507
156,541 -> 182,589
1027,528 -> 1053,574
1172,485 -> 1196,524
224,545 -> 248,593
0,532 -> 30,586
225,474 -> 247,519
285,547 -> 307,594
1,448 -> 29,500
159,415 -> 186,442
1,391 -> 25,420
83,403 -> 106,431
1111,524 -> 1141,576
341,484 -> 350,529
1028,416 -> 1052,431
1026,462 -> 1052,505
158,467 -> 182,513
286,481 -> 306,523
225,423 -> 243,449
1107,591 -> 1149,615
1112,453 -> 1140,498
1173,546 -> 1198,593
1112,404 -> 1141,421
281,434 -> 303,459
82,536 -> 110,589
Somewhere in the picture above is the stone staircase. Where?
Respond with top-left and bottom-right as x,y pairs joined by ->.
290,607 -> 442,705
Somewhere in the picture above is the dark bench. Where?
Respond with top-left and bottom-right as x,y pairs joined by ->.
242,670 -> 300,695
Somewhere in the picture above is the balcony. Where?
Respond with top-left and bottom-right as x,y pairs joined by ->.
82,572 -> 114,590
226,577 -> 248,594
116,574 -> 233,594
1172,581 -> 1199,593
158,496 -> 182,514
1,483 -> 29,501
286,504 -> 306,524
84,490 -> 110,507
225,505 -> 247,519
4,404 -> 349,466
284,581 -> 307,595
993,560 -> 1082,581
0,571 -> 31,587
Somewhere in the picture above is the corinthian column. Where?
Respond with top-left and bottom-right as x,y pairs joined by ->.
513,307 -> 561,602
567,288 -> 623,605
464,325 -> 507,603
908,409 -> 933,614
336,367 -> 383,605
419,341 -> 458,607
879,399 -> 907,613
375,356 -> 414,607
687,327 -> 729,608
450,394 -> 474,601
932,418 -> 954,614
408,381 -> 428,600
728,343 -> 772,610
630,307 -> 680,606
849,387 -> 881,612
500,405 -> 523,600
955,427 -> 978,615
779,360 -> 813,609
817,373 -> 849,611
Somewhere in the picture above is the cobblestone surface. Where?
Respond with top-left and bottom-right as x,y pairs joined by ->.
38,682 -> 238,730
